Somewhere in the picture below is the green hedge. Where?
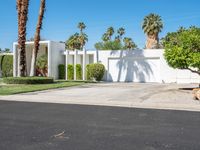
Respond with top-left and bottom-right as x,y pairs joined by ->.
67,64 -> 74,80
76,64 -> 82,80
86,63 -> 105,81
3,77 -> 54,84
58,64 -> 65,79
0,55 -> 13,77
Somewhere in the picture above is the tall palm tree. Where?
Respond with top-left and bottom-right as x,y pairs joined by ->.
30,0 -> 46,76
123,37 -> 137,50
106,27 -> 114,40
142,13 -> 163,49
17,0 -> 29,77
78,22 -> 86,34
77,22 -> 88,50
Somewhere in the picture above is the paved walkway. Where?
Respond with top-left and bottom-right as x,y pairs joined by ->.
0,83 -> 200,111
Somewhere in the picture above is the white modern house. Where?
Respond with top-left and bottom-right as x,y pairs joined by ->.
13,41 -> 65,79
12,41 -> 200,83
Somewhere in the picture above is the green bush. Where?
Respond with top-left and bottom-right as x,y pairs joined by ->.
76,64 -> 82,80
0,55 -> 13,77
3,77 -> 54,84
86,63 -> 105,81
67,64 -> 83,80
58,64 -> 65,79
67,64 -> 74,80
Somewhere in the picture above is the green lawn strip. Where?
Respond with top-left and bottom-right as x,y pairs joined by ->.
0,81 -> 90,95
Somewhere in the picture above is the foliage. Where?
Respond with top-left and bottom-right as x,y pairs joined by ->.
86,63 -> 105,81
163,26 -> 200,75
142,13 -> 163,36
0,55 -> 13,77
123,37 -> 137,50
36,54 -> 48,77
95,41 -> 123,50
3,77 -> 54,84
66,22 -> 88,50
95,27 -> 137,50
58,64 -> 65,79
67,64 -> 74,80
76,64 -> 82,80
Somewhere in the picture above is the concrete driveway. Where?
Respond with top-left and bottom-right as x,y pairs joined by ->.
0,83 -> 200,111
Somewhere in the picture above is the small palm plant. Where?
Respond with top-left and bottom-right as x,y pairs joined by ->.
123,37 -> 137,50
106,27 -> 115,40
78,22 -> 86,33
115,27 -> 125,42
142,13 -> 163,49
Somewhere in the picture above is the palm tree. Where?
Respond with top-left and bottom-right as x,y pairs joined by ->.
78,22 -> 86,34
117,28 -> 125,39
102,33 -> 109,42
30,0 -> 46,76
66,33 -> 81,50
17,0 -> 29,77
123,37 -> 137,50
78,33 -> 88,50
142,13 -> 163,49
106,27 -> 114,40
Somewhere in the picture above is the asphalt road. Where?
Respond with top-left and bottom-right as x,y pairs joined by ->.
0,101 -> 200,150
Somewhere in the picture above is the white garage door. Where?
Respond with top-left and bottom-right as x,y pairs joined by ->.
108,57 -> 160,82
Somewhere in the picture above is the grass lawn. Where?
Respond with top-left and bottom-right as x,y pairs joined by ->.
0,80 -> 92,95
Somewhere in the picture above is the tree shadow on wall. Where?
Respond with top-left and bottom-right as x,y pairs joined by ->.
110,50 -> 153,82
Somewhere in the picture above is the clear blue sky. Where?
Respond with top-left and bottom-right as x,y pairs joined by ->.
0,0 -> 200,50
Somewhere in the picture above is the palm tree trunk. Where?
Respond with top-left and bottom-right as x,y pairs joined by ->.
30,0 -> 46,76
0,55 -> 5,78
146,34 -> 159,49
17,0 -> 29,77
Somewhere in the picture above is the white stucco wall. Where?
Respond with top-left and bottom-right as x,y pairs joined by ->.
97,49 -> 200,83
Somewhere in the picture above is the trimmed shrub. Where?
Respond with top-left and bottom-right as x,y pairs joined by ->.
86,64 -> 91,80
86,63 -> 105,81
67,64 -> 74,80
76,64 -> 82,80
67,64 -> 82,80
58,64 -> 65,79
0,55 -> 13,77
3,77 -> 54,84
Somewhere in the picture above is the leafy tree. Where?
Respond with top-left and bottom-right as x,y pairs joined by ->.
142,13 -> 163,49
163,26 -> 200,75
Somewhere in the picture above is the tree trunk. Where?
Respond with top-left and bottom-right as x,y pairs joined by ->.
146,34 -> 159,49
30,49 -> 36,76
30,0 -> 45,76
17,0 -> 29,77
0,55 -> 5,78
